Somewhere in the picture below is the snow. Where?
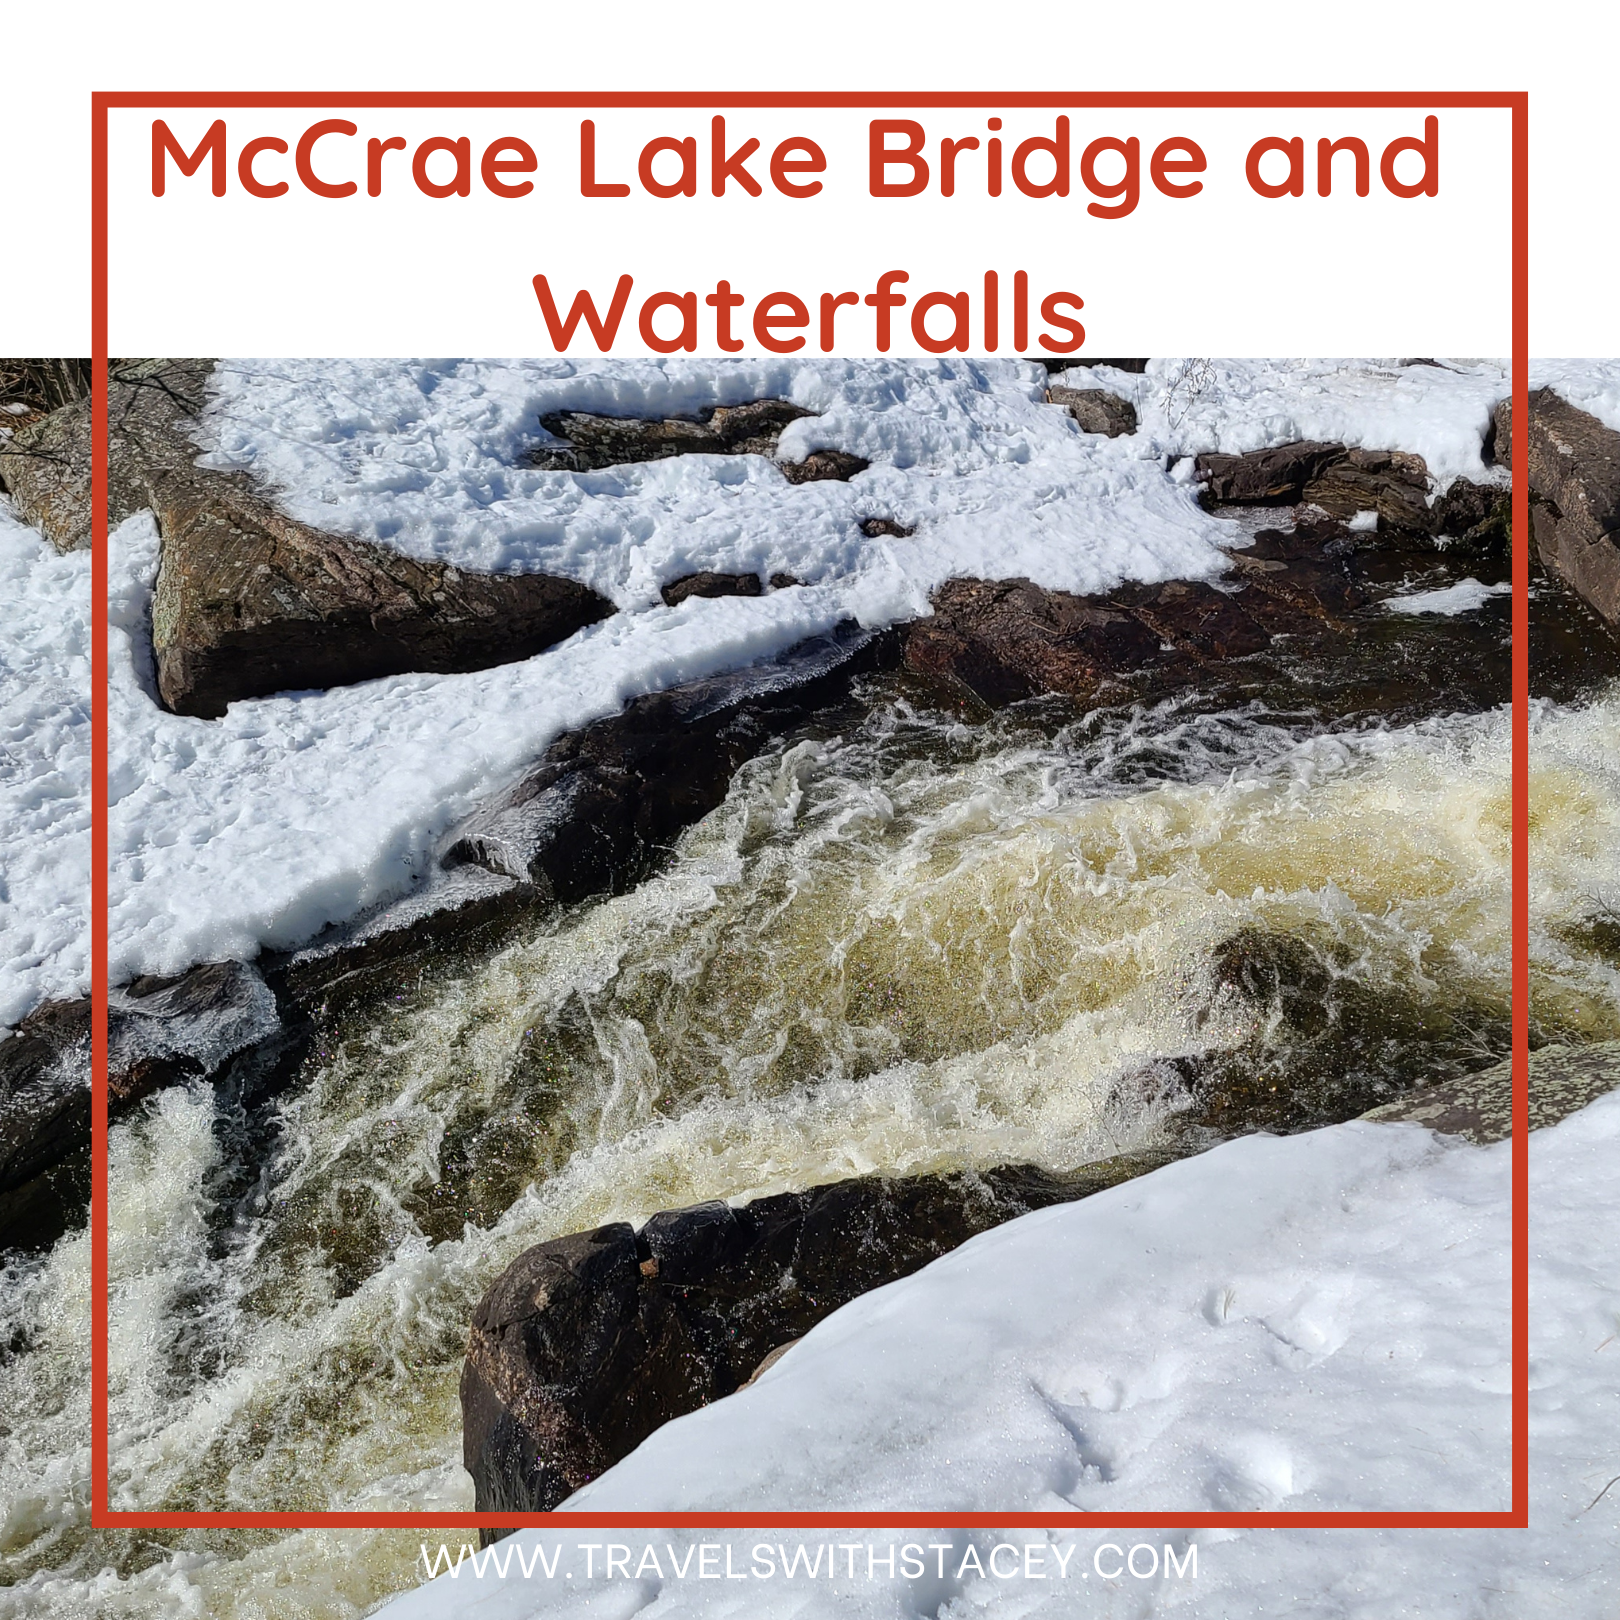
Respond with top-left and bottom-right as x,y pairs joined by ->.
0,503 -> 90,1030
1062,357 -> 1513,489
379,1089 -> 1620,1619
1383,577 -> 1513,615
1530,357 -> 1620,434
108,357 -> 1612,984
117,357 -> 1249,983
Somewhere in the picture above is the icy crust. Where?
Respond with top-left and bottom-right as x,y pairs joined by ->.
381,1092 -> 1620,1619
0,503 -> 90,1029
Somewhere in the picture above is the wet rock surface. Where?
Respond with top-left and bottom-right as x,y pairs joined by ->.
1155,927 -> 1512,1139
0,1000 -> 91,1250
108,960 -> 283,1107
441,623 -> 899,901
1498,389 -> 1620,628
462,1151 -> 1176,1516
902,518 -> 1368,708
148,469 -> 614,718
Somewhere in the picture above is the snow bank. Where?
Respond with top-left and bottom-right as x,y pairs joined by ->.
380,1089 -> 1620,1618
0,504 -> 90,1029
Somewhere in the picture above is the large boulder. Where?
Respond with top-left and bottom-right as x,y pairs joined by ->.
1047,386 -> 1137,438
1195,441 -> 1347,506
1301,447 -> 1432,531
147,469 -> 614,717
0,358 -> 212,552
1496,389 -> 1620,628
461,1152 -> 1176,1514
902,526 -> 1368,707
1,359 -> 619,710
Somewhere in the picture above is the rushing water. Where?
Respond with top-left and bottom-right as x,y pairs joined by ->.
4,668 -> 1618,1614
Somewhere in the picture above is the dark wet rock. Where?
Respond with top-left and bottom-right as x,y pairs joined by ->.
1301,447 -> 1432,532
462,1151 -> 1176,1514
108,960 -> 282,1107
902,535 -> 1372,708
779,449 -> 868,484
768,571 -> 802,588
858,517 -> 914,539
0,358 -> 213,553
1200,441 -> 1512,547
1361,1041 -> 1620,1144
1163,927 -> 1513,1138
1047,386 -> 1137,438
905,577 -> 1167,705
529,399 -> 816,473
276,866 -> 539,1014
0,999 -> 91,1250
1497,390 -> 1620,629
660,571 -> 763,608
1196,441 -> 1348,507
1430,475 -> 1513,553
148,470 -> 614,718
441,623 -> 899,901
1040,358 -> 1149,374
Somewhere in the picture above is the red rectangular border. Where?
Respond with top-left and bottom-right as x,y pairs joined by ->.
89,89 -> 1531,1534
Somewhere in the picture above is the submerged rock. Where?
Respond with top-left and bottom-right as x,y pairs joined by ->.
461,1152 -> 1176,1515
1497,389 -> 1620,629
147,469 -> 614,718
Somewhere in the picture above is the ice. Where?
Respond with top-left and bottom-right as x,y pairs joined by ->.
0,502 -> 90,1029
379,1089 -> 1620,1618
1383,577 -> 1512,615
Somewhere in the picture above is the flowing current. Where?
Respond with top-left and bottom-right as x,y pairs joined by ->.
3,683 -> 1618,1616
